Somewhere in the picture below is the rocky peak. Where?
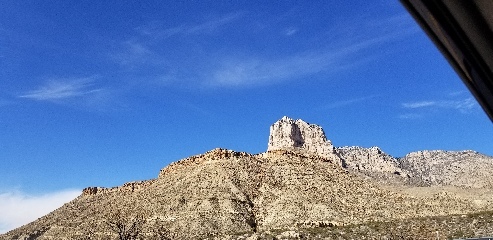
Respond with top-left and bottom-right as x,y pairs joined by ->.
337,146 -> 405,176
398,149 -> 493,187
267,116 -> 339,163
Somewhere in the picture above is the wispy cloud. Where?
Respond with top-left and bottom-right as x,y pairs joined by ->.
209,36 -> 391,87
137,12 -> 243,39
0,189 -> 80,234
283,27 -> 298,36
319,96 -> 378,110
208,15 -> 418,88
210,55 -> 322,87
365,13 -> 419,37
402,101 -> 436,108
402,97 -> 478,113
110,40 -> 161,68
448,90 -> 467,96
110,13 -> 418,90
186,13 -> 242,34
113,13 -> 242,70
398,113 -> 423,119
19,76 -> 103,101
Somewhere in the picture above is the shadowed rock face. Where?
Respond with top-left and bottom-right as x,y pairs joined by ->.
3,117 -> 493,239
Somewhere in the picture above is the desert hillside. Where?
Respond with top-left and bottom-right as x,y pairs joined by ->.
2,117 -> 493,239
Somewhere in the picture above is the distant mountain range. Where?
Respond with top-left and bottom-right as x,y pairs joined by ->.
3,116 -> 493,239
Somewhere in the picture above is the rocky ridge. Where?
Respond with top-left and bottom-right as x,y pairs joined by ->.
400,150 -> 493,188
337,146 -> 406,174
267,116 -> 493,188
2,116 -> 493,239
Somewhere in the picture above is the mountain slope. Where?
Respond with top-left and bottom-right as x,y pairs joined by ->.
3,148 -> 492,239
2,116 -> 493,239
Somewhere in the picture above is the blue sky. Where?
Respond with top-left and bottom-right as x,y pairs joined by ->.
1,0 -> 492,233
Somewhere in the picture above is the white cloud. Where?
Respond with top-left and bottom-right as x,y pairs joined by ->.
402,98 -> 478,112
319,96 -> 378,110
186,12 -> 242,34
113,14 -> 418,89
283,27 -> 298,36
452,97 -> 477,112
110,40 -> 159,68
398,113 -> 423,119
208,14 -> 418,88
401,97 -> 479,118
114,13 -> 242,70
0,189 -> 80,234
209,37 -> 385,87
136,12 -> 243,39
402,101 -> 437,108
19,76 -> 102,101
448,90 -> 467,96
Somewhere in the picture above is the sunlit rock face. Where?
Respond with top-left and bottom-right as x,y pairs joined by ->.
337,146 -> 404,174
399,150 -> 493,188
267,116 -> 340,163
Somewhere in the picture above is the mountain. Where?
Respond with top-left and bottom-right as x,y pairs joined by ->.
2,116 -> 493,239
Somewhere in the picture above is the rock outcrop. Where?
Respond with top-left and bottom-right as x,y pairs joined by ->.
267,116 -> 340,163
82,180 -> 156,196
399,150 -> 493,188
337,146 -> 402,173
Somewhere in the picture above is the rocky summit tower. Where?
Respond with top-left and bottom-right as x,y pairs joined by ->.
267,116 -> 341,164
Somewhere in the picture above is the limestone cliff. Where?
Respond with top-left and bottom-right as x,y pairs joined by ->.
265,117 -> 493,189
267,116 -> 340,163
